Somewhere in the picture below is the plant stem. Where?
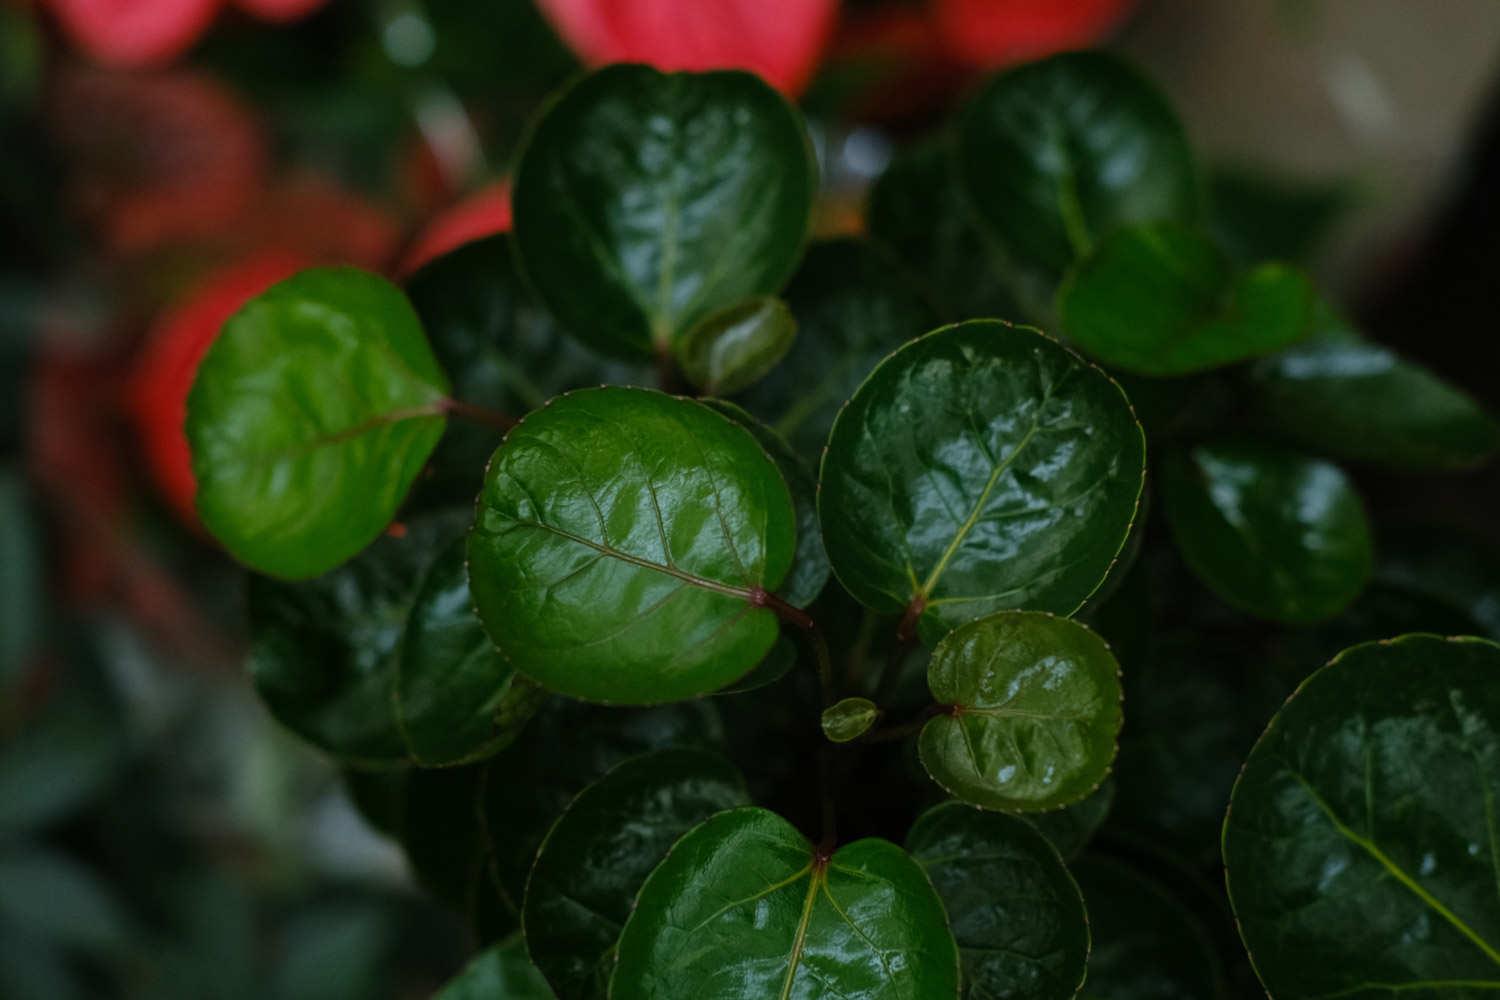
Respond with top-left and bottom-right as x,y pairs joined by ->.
861,703 -> 948,744
440,397 -> 517,431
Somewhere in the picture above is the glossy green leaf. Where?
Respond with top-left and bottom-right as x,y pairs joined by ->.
676,297 -> 796,396
1224,634 -> 1500,999
1058,224 -> 1317,376
468,387 -> 796,703
436,937 -> 554,999
249,511 -> 463,766
956,51 -> 1198,284
522,749 -> 749,999
818,320 -> 1145,643
1249,336 -> 1500,470
1026,779 -> 1115,861
612,806 -> 960,998
1161,443 -> 1373,623
907,801 -> 1089,1000
396,538 -> 545,767
715,634 -> 797,696
512,64 -> 815,359
739,237 -> 939,460
919,612 -> 1123,812
821,698 -> 879,743
188,267 -> 449,580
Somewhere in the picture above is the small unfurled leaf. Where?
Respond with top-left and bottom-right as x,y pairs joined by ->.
818,320 -> 1145,644
522,749 -> 748,999
919,612 -> 1122,812
467,387 -> 796,704
1223,634 -> 1500,999
435,937 -> 554,999
187,267 -> 450,580
821,697 -> 879,743
1249,335 -> 1500,471
1058,224 -> 1317,376
512,64 -> 815,359
907,801 -> 1089,1000
612,807 -> 960,998
676,297 -> 796,396
1161,443 -> 1373,623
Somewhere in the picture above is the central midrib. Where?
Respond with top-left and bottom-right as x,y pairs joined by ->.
779,867 -> 824,1000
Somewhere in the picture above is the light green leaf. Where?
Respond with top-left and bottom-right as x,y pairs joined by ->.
676,297 -> 797,396
821,698 -> 879,743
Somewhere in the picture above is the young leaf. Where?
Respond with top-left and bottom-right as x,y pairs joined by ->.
1058,224 -> 1317,376
187,267 -> 450,580
1161,443 -> 1373,623
467,387 -> 796,704
435,937 -> 554,999
907,801 -> 1089,1000
611,806 -> 961,998
1249,336 -> 1500,471
512,64 -> 816,359
522,749 -> 749,999
675,297 -> 797,396
1223,634 -> 1500,998
818,320 -> 1145,643
919,612 -> 1123,812
821,697 -> 879,743
956,51 -> 1198,283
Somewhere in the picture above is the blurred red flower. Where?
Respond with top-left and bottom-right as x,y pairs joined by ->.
44,0 -> 329,67
934,0 -> 1134,68
398,181 -> 513,278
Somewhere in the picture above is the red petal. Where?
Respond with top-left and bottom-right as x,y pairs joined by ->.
46,0 -> 222,67
398,181 -> 513,278
935,0 -> 1134,68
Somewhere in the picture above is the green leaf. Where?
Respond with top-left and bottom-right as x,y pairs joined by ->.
611,806 -> 960,998
0,847 -> 131,954
1249,336 -> 1500,471
738,237 -> 939,460
676,297 -> 797,396
1208,165 -> 1353,266
468,387 -> 796,704
821,697 -> 879,743
1223,634 -> 1500,999
396,537 -> 545,767
522,749 -> 749,999
1058,224 -> 1317,376
818,320 -> 1145,643
436,937 -> 554,999
1025,779 -> 1115,861
956,52 -> 1198,285
249,511 -> 464,765
715,633 -> 797,696
0,683 -> 121,838
1161,443 -> 1373,623
188,267 -> 450,580
907,801 -> 1089,1000
919,612 -> 1122,812
512,64 -> 815,359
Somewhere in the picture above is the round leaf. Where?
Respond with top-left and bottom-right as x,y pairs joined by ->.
188,267 -> 450,580
467,387 -> 796,703
821,697 -> 879,743
956,51 -> 1198,283
1224,634 -> 1500,999
818,320 -> 1145,643
1161,443 -> 1373,623
512,64 -> 816,359
611,806 -> 960,998
435,937 -> 554,999
1058,224 -> 1317,376
522,749 -> 749,998
907,801 -> 1089,1000
919,612 -> 1123,812
675,297 -> 797,396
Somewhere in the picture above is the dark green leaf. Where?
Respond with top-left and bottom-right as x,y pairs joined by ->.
715,634 -> 797,696
1209,165 -> 1353,266
612,806 -> 960,998
1249,336 -> 1500,470
818,320 -> 1145,643
401,765 -> 516,939
0,684 -> 121,838
956,52 -> 1198,285
188,267 -> 450,580
436,937 -> 554,999
1025,779 -> 1115,861
1162,443 -> 1373,623
269,903 -> 394,1000
468,387 -> 796,703
676,297 -> 797,396
512,64 -> 815,359
1058,224 -> 1316,376
919,612 -> 1122,812
821,697 -> 879,743
0,847 -> 131,953
522,749 -> 749,999
907,801 -> 1089,1000
1378,525 -> 1500,641
0,468 -> 40,687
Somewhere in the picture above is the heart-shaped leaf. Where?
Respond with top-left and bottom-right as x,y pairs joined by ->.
675,297 -> 796,396
611,806 -> 960,998
956,51 -> 1198,285
906,801 -> 1089,1000
512,64 -> 816,360
1161,443 -> 1373,623
522,749 -> 749,999
188,267 -> 450,580
435,937 -> 554,999
1223,634 -> 1500,998
919,612 -> 1123,812
468,387 -> 796,704
821,697 -> 879,743
818,320 -> 1145,643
